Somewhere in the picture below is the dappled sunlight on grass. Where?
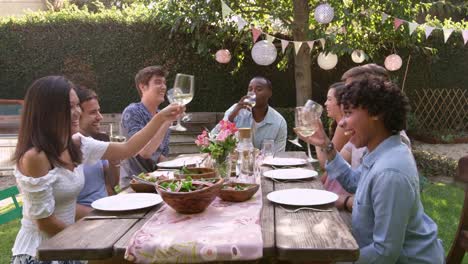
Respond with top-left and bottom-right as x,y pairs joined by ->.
0,218 -> 20,263
421,182 -> 468,263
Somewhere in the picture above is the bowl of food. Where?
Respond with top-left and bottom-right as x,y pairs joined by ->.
218,182 -> 259,202
174,167 -> 216,180
155,177 -> 224,214
130,172 -> 170,193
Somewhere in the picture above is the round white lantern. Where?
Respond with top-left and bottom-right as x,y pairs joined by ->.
251,40 -> 277,66
314,3 -> 334,24
351,50 -> 366,63
384,54 -> 402,71
215,49 -> 231,64
317,52 -> 338,70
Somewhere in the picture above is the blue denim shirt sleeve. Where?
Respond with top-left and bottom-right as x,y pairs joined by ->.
357,169 -> 416,263
325,153 -> 360,193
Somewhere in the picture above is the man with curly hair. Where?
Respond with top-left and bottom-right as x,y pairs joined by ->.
295,77 -> 444,263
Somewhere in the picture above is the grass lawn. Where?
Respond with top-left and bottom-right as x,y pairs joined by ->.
421,181 -> 468,263
0,181 -> 466,263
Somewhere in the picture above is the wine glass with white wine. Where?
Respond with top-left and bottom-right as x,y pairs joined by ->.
295,106 -> 319,162
167,73 -> 194,131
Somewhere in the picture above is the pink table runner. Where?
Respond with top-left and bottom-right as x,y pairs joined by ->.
125,188 -> 263,263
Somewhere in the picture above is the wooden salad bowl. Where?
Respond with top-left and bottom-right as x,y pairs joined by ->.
155,178 -> 224,214
218,182 -> 260,202
174,167 -> 216,180
129,179 -> 156,193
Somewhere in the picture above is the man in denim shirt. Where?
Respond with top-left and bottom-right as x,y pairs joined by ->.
120,66 -> 172,187
296,77 -> 444,263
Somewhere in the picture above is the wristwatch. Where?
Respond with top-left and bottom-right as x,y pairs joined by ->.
321,141 -> 335,154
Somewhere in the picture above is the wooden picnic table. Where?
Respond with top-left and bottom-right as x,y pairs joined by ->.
37,151 -> 359,263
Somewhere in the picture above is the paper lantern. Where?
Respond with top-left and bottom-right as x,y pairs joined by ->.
384,54 -> 402,71
317,52 -> 338,70
251,40 -> 277,66
351,50 -> 366,63
314,3 -> 334,24
215,49 -> 231,64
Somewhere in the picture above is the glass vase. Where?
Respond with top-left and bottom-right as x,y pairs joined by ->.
213,156 -> 231,180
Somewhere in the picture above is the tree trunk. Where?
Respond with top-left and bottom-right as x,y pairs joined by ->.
292,0 -> 312,106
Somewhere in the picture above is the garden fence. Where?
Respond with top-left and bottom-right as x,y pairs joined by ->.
410,88 -> 467,132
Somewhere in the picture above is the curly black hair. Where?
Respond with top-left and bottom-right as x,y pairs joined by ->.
341,77 -> 411,134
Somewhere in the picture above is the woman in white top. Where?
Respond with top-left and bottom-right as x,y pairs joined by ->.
10,76 -> 183,263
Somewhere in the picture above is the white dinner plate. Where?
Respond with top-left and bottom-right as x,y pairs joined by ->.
156,156 -> 204,168
263,168 -> 318,180
267,189 -> 338,206
262,157 -> 307,167
91,193 -> 163,211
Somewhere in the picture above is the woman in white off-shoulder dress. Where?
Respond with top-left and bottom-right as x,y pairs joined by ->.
10,76 -> 184,264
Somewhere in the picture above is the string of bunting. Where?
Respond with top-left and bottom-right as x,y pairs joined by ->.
219,0 -> 467,70
383,12 -> 468,45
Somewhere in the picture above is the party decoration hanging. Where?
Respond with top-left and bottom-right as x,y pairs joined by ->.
408,22 -> 418,35
443,28 -> 454,43
317,52 -> 338,70
381,13 -> 389,23
252,27 -> 262,43
394,18 -> 404,29
425,26 -> 435,39
293,42 -> 303,56
251,40 -> 277,66
281,39 -> 289,53
307,41 -> 315,53
351,50 -> 366,63
314,3 -> 334,24
215,49 -> 232,64
384,54 -> 402,71
463,30 -> 468,45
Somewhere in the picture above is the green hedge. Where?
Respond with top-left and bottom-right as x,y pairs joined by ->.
0,6 -> 467,115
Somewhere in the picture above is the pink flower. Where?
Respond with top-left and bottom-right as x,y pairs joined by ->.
195,130 -> 210,147
216,130 -> 229,142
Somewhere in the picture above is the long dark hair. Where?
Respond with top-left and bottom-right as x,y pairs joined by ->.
328,82 -> 346,137
13,76 -> 82,167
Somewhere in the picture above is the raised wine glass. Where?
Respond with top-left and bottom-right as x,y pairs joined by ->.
166,73 -> 194,131
295,106 -> 320,162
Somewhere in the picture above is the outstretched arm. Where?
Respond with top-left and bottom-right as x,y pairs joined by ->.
101,104 -> 183,161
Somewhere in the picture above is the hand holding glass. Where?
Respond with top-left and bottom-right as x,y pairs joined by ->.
167,74 -> 194,131
295,106 -> 319,137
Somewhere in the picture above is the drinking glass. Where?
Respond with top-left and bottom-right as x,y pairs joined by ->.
243,90 -> 256,109
261,139 -> 275,159
167,73 -> 195,131
295,106 -> 318,138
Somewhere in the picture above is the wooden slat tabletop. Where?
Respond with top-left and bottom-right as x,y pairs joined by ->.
37,152 -> 359,262
264,152 -> 359,262
37,208 -> 151,260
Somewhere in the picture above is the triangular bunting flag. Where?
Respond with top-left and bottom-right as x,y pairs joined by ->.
425,26 -> 435,39
251,27 -> 262,43
381,13 -> 388,23
293,41 -> 303,56
462,30 -> 468,45
443,28 -> 454,43
319,38 -> 326,49
231,15 -> 247,32
220,0 -> 233,19
408,22 -> 418,35
266,34 -> 275,43
394,18 -> 404,30
281,39 -> 289,53
307,41 -> 315,53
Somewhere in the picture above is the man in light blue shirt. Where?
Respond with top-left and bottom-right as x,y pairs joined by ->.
295,77 -> 444,263
213,76 -> 287,152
